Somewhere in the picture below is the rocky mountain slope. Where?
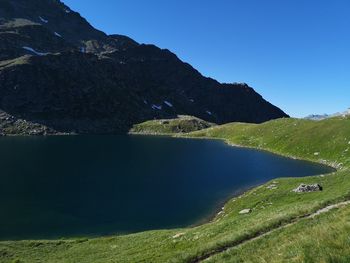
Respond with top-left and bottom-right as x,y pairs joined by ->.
0,0 -> 288,134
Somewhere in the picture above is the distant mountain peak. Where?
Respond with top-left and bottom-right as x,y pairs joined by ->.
305,108 -> 350,120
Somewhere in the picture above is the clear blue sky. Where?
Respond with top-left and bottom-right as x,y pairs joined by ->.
63,0 -> 349,117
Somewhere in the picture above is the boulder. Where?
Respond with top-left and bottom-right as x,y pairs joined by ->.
293,184 -> 323,193
172,232 -> 185,239
239,209 -> 252,214
266,184 -> 278,190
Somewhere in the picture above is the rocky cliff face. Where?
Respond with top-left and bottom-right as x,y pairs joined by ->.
0,0 -> 288,134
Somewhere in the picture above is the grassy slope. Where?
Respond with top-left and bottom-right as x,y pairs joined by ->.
188,117 -> 350,168
207,201 -> 350,263
129,115 -> 215,135
1,117 -> 350,263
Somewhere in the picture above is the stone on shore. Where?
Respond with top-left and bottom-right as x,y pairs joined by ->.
239,209 -> 252,214
293,184 -> 323,193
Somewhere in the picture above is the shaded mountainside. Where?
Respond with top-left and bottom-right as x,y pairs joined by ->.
0,0 -> 288,134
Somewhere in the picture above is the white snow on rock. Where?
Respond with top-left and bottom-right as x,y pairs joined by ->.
22,46 -> 48,56
143,100 -> 148,105
206,111 -> 212,115
38,16 -> 48,23
152,105 -> 162,110
54,32 -> 62,38
189,99 -> 195,103
80,47 -> 86,53
164,101 -> 173,107
65,9 -> 71,13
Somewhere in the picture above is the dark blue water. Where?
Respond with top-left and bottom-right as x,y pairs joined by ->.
0,135 -> 333,240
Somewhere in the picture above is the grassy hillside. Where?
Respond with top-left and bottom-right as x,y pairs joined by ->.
129,115 -> 215,135
207,202 -> 350,262
1,117 -> 350,263
188,116 -> 350,168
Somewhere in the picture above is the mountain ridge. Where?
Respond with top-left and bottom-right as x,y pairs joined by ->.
0,0 -> 288,134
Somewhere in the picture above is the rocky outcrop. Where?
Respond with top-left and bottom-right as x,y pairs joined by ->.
293,184 -> 323,193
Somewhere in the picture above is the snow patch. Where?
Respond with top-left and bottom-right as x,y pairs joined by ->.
38,16 -> 48,23
65,9 -> 71,14
80,47 -> 86,53
206,111 -> 212,115
22,46 -> 48,56
164,101 -> 173,107
143,100 -> 148,105
152,105 -> 162,110
189,99 -> 195,103
54,32 -> 62,38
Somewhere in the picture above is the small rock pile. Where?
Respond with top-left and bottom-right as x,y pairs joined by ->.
293,184 -> 323,193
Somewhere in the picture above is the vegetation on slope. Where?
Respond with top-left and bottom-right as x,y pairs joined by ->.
189,116 -> 350,168
207,201 -> 350,263
129,115 -> 216,135
1,117 -> 350,263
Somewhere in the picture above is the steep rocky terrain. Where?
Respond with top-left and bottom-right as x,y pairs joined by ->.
0,0 -> 288,134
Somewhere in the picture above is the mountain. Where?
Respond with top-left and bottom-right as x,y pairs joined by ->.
304,114 -> 331,121
305,108 -> 350,121
0,0 -> 288,134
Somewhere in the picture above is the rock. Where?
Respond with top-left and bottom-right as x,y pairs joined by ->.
239,209 -> 252,214
172,232 -> 185,239
314,152 -> 320,156
266,184 -> 278,190
293,184 -> 323,193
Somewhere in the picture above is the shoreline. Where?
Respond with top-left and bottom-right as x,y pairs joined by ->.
0,131 -> 341,242
131,132 -> 338,226
177,134 -> 341,170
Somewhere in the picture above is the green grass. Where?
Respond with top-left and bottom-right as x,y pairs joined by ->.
1,116 -> 350,263
188,116 -> 350,168
207,201 -> 350,263
129,115 -> 215,135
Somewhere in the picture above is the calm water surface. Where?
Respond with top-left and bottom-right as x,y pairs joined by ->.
0,135 -> 334,240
